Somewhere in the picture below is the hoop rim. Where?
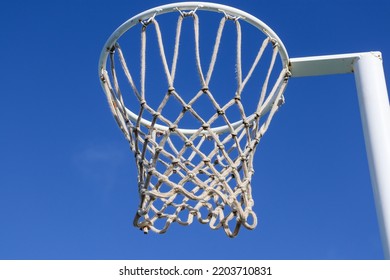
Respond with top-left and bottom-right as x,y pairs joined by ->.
98,2 -> 290,135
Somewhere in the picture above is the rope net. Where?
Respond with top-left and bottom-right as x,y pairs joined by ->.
100,9 -> 290,237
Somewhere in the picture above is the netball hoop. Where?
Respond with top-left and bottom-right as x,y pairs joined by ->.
99,2 -> 289,237
99,2 -> 390,256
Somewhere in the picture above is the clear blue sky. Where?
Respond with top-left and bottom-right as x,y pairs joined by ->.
0,0 -> 389,260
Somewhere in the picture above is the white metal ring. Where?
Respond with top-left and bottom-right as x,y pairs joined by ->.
99,2 -> 289,135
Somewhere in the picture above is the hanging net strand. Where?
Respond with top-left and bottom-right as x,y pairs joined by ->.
99,6 -> 290,237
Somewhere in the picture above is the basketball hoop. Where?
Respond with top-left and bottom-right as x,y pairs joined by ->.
99,2 -> 290,237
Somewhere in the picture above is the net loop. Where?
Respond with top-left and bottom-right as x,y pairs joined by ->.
221,10 -> 240,22
140,12 -> 157,27
176,7 -> 199,18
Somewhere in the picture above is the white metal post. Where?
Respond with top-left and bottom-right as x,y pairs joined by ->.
290,52 -> 390,259
353,52 -> 390,260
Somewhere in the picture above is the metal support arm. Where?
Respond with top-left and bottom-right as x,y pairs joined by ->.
290,52 -> 390,259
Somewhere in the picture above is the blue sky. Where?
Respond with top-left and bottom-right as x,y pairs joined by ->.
0,0 -> 389,260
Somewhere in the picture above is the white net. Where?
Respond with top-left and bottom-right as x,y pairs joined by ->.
100,7 -> 290,237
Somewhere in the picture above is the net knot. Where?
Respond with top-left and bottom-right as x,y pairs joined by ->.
216,109 -> 224,115
202,123 -> 210,130
185,140 -> 192,147
159,174 -> 168,182
169,124 -> 177,132
137,209 -> 148,216
183,104 -> 192,112
216,143 -> 224,149
147,167 -> 156,175
156,212 -> 163,217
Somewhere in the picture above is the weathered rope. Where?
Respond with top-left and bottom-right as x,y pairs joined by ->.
101,9 -> 290,237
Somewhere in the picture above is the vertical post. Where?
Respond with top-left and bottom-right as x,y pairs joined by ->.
354,52 -> 390,259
